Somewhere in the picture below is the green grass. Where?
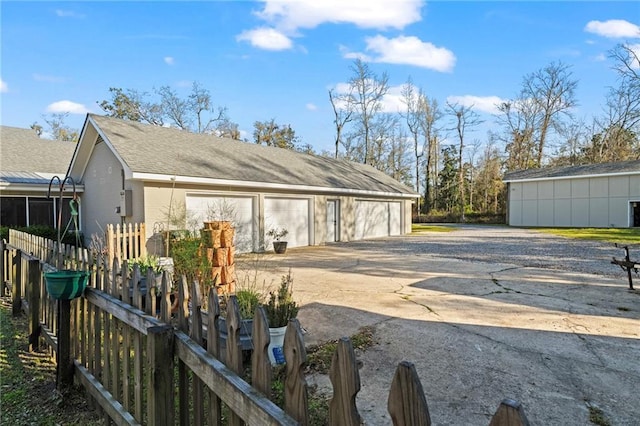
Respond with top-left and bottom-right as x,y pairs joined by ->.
411,224 -> 456,233
535,228 -> 640,244
306,326 -> 376,375
0,300 -> 103,425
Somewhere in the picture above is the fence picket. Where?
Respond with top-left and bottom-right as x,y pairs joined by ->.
284,318 -> 309,424
488,399 -> 530,426
329,337 -> 362,426
190,281 -> 205,425
207,289 -> 223,426
388,361 -> 431,426
251,306 -> 271,398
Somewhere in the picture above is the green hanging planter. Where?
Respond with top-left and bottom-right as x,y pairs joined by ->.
44,270 -> 89,300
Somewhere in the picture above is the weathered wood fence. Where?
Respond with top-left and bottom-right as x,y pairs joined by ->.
106,223 -> 147,265
2,231 -> 530,426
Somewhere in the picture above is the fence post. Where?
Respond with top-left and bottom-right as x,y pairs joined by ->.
147,325 -> 175,426
207,289 -> 222,424
387,361 -> 431,426
12,249 -> 22,316
28,259 -> 41,351
329,337 -> 362,426
488,399 -> 530,426
57,299 -> 73,390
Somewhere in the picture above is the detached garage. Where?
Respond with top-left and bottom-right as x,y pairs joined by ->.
504,160 -> 640,228
69,114 -> 418,253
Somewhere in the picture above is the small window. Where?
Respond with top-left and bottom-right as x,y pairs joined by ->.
29,198 -> 55,227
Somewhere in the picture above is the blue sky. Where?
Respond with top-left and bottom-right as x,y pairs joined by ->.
1,1 -> 639,155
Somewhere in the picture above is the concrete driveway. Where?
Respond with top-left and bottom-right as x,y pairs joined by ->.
238,225 -> 640,425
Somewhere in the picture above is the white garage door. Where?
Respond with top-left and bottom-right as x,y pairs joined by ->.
264,197 -> 310,248
185,195 -> 255,252
355,200 -> 402,240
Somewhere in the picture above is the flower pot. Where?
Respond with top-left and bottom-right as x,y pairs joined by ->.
268,325 -> 287,365
44,270 -> 89,300
273,241 -> 288,254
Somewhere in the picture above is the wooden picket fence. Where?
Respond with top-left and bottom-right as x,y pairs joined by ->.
106,223 -> 147,265
2,234 -> 530,425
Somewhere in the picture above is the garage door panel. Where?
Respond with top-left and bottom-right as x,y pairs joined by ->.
186,195 -> 255,252
389,202 -> 401,235
264,198 -> 309,248
355,201 -> 390,240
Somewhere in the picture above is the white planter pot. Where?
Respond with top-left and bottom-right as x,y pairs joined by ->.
268,325 -> 287,365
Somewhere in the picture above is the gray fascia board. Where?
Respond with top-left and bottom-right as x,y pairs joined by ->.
503,170 -> 640,183
132,172 -> 419,199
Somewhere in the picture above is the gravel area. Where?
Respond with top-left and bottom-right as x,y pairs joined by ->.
351,225 -> 627,277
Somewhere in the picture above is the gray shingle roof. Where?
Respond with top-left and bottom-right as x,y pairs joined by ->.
0,126 -> 76,174
89,114 -> 418,196
503,160 -> 640,182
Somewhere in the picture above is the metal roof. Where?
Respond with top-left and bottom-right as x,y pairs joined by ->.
503,160 -> 640,182
87,114 -> 418,197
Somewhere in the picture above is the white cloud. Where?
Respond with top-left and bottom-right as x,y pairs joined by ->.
306,103 -> 317,111
256,0 -> 423,31
236,27 -> 293,50
380,85 -> 407,113
55,9 -> 85,19
33,73 -> 65,83
351,35 -> 455,72
585,19 -> 640,38
46,100 -> 90,115
164,56 -> 175,65
628,43 -> 640,69
176,80 -> 192,88
446,95 -> 507,115
0,78 -> 7,93
594,53 -> 606,62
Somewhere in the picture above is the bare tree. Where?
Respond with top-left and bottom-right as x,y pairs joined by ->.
521,61 -> 578,166
401,77 -> 423,213
348,59 -> 389,165
417,91 -> 442,212
328,88 -> 354,158
31,113 -> 79,142
446,102 -> 483,221
497,99 -> 538,171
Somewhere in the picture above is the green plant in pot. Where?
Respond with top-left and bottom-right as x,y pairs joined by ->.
263,270 -> 299,364
128,255 -> 165,301
218,287 -> 264,352
267,227 -> 289,254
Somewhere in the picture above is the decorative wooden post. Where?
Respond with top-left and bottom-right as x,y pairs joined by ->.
284,318 -> 309,425
147,325 -> 175,426
28,259 -> 41,351
12,249 -> 22,316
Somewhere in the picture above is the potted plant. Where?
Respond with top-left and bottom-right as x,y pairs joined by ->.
128,255 -> 164,301
267,227 -> 289,254
263,270 -> 299,364
218,288 -> 263,351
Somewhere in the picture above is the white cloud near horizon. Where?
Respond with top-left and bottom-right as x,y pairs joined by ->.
46,100 -> 90,115
164,56 -> 175,65
446,95 -> 507,115
306,103 -> 317,111
236,27 -> 293,50
585,19 -> 640,38
33,73 -> 65,83
256,0 -> 423,32
0,78 -> 8,93
346,35 -> 456,72
55,9 -> 85,19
